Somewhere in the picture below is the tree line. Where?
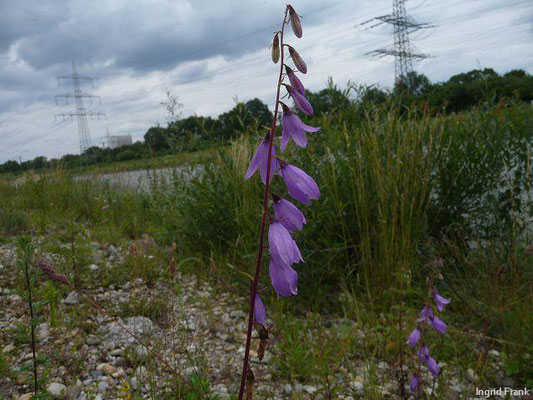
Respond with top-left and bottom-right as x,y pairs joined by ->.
1,68 -> 532,173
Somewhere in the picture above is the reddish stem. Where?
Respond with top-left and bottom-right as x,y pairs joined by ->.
237,7 -> 289,400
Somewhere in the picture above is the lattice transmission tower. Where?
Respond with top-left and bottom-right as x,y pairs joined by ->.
364,0 -> 433,89
55,61 -> 105,154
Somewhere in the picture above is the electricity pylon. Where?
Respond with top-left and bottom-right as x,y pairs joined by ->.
364,0 -> 433,89
55,61 -> 105,154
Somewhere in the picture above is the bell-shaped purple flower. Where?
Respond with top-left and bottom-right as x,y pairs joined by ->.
419,306 -> 434,323
245,139 -> 279,184
407,328 -> 421,348
427,356 -> 439,377
280,163 -> 320,205
254,294 -> 266,326
417,344 -> 429,362
268,221 -> 303,268
286,85 -> 313,116
285,66 -> 305,95
269,258 -> 298,297
409,374 -> 419,392
273,196 -> 306,231
433,289 -> 450,312
430,316 -> 447,334
281,103 -> 320,151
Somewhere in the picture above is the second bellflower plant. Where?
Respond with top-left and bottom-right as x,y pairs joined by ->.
407,259 -> 452,398
238,5 -> 320,399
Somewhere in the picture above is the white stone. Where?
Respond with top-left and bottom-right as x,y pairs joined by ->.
64,291 -> 80,305
350,381 -> 364,395
47,382 -> 67,398
488,349 -> 499,358
467,368 -> 479,383
96,363 -> 116,376
97,381 -> 108,393
303,385 -> 318,394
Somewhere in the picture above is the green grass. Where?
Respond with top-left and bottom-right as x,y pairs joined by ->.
1,101 -> 532,388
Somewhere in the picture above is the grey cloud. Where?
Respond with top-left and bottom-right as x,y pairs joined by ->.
8,0 -> 328,74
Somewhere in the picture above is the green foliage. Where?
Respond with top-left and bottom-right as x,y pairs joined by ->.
0,352 -> 11,379
3,68 -> 532,175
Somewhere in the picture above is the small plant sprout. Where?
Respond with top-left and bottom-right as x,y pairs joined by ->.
407,259 -> 451,398
239,4 -> 320,399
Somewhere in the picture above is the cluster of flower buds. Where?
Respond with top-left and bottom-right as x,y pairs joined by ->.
38,256 -> 69,285
245,4 -> 320,327
407,267 -> 451,395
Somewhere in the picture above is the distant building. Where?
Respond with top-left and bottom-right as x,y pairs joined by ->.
105,135 -> 132,149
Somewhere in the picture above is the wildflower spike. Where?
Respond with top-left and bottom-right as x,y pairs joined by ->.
38,257 -> 69,285
239,5 -> 318,399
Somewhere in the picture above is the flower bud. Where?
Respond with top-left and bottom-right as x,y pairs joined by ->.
288,5 -> 302,38
287,46 -> 307,74
271,33 -> 280,64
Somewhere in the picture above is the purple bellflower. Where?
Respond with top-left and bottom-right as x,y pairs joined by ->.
407,328 -> 421,348
280,103 -> 320,151
419,305 -> 434,323
285,85 -> 313,115
254,294 -> 266,326
245,139 -> 279,184
407,272 -> 451,393
433,289 -> 450,312
269,258 -> 298,297
430,316 -> 447,334
239,7 -> 319,397
280,163 -> 320,205
410,374 -> 420,392
268,221 -> 303,268
273,196 -> 306,231
427,356 -> 439,377
417,344 -> 429,362
285,66 -> 304,94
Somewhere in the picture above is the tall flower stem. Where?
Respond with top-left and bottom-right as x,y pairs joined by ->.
237,7 -> 289,400
23,256 -> 38,393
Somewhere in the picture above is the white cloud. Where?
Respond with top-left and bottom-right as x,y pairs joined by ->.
0,0 -> 532,162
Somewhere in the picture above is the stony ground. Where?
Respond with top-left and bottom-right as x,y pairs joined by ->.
0,240 -> 516,400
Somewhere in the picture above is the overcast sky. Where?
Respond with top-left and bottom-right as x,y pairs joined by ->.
0,0 -> 532,163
